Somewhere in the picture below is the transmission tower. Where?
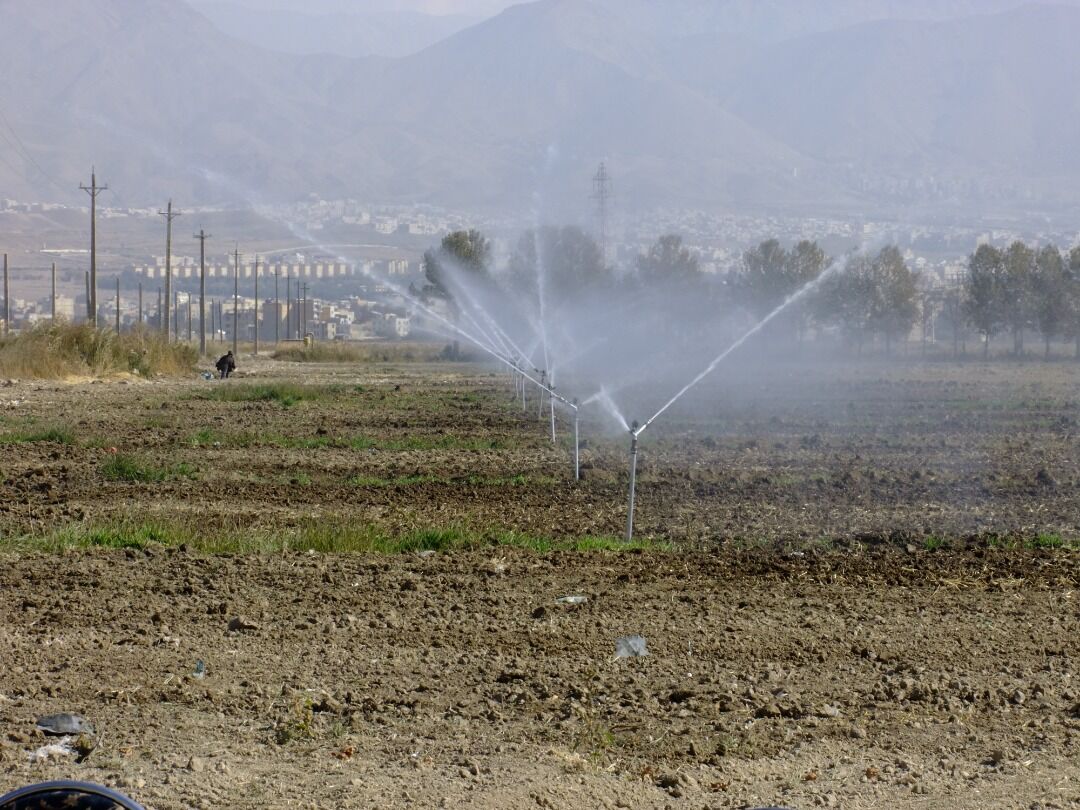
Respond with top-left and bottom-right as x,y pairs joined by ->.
591,162 -> 613,263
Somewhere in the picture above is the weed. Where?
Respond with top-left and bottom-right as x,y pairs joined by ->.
0,425 -> 75,445
100,455 -> 197,483
6,519 -> 669,556
923,536 -> 947,551
275,696 -> 315,745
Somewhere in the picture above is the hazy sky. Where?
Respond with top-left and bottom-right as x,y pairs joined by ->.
243,0 -> 523,16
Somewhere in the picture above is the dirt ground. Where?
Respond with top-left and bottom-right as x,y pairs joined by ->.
1,357 -> 1079,808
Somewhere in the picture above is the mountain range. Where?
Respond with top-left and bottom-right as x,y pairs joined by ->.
2,0 -> 1080,221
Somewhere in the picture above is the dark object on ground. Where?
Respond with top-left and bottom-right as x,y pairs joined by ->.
0,781 -> 144,810
215,351 -> 236,379
35,713 -> 93,736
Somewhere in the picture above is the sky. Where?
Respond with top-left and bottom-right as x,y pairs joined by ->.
244,0 -> 522,16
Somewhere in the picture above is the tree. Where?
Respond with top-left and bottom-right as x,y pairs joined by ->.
963,244 -> 1005,358
423,229 -> 492,302
816,252 -> 878,355
735,239 -> 827,346
1031,245 -> 1070,358
506,226 -> 611,307
737,239 -> 790,319
1001,240 -> 1035,356
1068,247 -> 1080,360
636,234 -> 700,286
870,246 -> 919,355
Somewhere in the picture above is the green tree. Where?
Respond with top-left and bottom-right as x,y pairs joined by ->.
423,229 -> 492,302
963,244 -> 1005,359
869,246 -> 919,355
636,234 -> 700,286
1001,240 -> 1035,355
1031,245 -> 1070,358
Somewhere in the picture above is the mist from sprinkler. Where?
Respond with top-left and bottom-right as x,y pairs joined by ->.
622,262 -> 843,541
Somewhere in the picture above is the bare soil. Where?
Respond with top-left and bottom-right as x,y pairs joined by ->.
1,358 -> 1079,808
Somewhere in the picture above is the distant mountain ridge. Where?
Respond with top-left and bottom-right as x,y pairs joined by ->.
1,0 -> 1080,220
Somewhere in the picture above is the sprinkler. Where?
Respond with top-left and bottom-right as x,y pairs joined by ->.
549,383 -> 557,443
573,398 -> 580,481
625,421 -> 639,542
537,370 -> 547,420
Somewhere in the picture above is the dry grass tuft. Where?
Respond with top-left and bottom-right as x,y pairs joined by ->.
0,321 -> 197,379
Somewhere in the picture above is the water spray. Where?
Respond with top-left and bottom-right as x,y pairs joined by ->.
537,370 -> 547,420
625,421 -> 639,542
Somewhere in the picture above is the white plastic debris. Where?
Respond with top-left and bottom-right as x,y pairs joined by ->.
615,635 -> 648,658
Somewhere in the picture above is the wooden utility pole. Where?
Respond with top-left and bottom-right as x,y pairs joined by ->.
158,200 -> 181,339
3,253 -> 9,337
296,279 -> 301,339
79,169 -> 107,327
273,266 -> 280,344
195,229 -> 210,355
253,255 -> 259,355
232,246 -> 239,356
115,276 -> 120,334
51,263 -> 56,321
138,282 -> 143,326
285,265 -> 291,340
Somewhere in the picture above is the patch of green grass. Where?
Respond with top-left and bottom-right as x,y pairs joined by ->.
0,425 -> 76,445
923,536 -> 948,551
7,519 -> 668,555
100,454 -> 198,483
194,383 -> 340,408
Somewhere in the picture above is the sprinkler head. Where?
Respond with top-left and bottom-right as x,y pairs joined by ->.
630,420 -> 639,437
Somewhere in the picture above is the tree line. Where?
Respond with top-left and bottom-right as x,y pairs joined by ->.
421,227 -> 1080,360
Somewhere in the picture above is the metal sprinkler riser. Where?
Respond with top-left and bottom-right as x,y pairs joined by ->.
625,421 -> 639,542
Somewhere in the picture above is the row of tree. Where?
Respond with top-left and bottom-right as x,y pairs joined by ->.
421,227 -> 1080,359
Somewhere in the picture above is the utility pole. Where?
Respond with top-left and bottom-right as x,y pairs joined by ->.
232,246 -> 239,356
138,282 -> 143,326
273,266 -> 281,344
253,255 -> 259,355
187,295 -> 192,342
51,263 -> 56,321
195,228 -> 210,355
158,200 -> 181,339
296,278 -> 301,339
115,277 -> 120,334
302,281 -> 308,338
285,265 -> 291,340
79,168 -> 107,327
590,162 -> 612,265
3,253 -> 9,337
